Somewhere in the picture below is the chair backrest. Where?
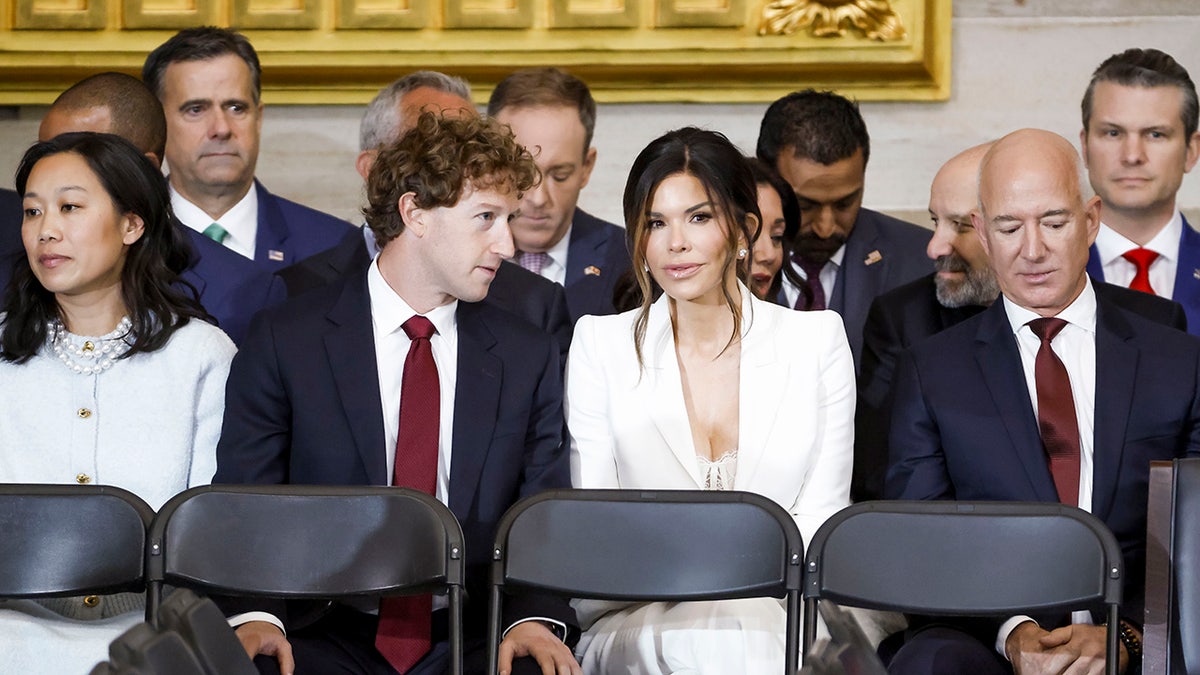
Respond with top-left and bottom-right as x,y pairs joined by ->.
145,485 -> 466,674
1169,459 -> 1200,674
0,484 -> 153,598
803,501 -> 1123,674
102,622 -> 208,675
488,489 -> 805,675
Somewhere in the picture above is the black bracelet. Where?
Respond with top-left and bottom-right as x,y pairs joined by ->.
1117,619 -> 1142,661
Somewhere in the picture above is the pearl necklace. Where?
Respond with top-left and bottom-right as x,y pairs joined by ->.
48,316 -> 133,375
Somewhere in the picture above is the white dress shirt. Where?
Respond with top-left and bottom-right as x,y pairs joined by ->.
170,184 -> 259,260
1093,211 -> 1182,299
781,244 -> 845,308
995,280 -> 1099,655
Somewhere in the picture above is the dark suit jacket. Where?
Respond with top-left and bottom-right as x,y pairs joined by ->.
252,181 -> 354,271
181,229 -> 284,345
275,228 -> 573,365
1087,214 -> 1200,338
886,286 -> 1200,629
0,188 -> 22,294
563,208 -> 629,323
214,271 -> 577,654
853,273 -> 988,501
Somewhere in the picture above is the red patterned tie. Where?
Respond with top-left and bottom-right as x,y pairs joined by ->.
376,315 -> 439,673
794,257 -> 827,311
1122,247 -> 1160,295
1028,317 -> 1081,506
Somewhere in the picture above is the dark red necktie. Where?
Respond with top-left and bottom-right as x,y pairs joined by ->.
376,315 -> 439,674
794,257 -> 827,311
1122,247 -> 1160,295
1028,317 -> 1081,506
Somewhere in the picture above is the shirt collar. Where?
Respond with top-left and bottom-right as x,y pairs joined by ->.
366,257 -> 458,341
169,182 -> 258,240
1002,275 -> 1097,336
544,223 -> 572,270
1094,210 -> 1182,266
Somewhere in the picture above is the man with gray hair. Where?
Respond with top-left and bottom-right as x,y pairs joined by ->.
276,71 -> 573,361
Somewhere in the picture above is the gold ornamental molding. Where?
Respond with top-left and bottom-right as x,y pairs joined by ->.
0,0 -> 949,104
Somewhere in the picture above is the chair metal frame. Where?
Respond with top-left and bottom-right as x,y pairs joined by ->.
145,485 -> 466,675
803,501 -> 1123,675
0,484 -> 153,604
487,488 -> 805,675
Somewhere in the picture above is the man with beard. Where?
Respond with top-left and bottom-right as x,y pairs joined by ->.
757,89 -> 932,366
853,142 -> 999,501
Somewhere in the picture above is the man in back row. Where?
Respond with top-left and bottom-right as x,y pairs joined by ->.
757,89 -> 932,367
1082,47 -> 1200,335
488,67 -> 629,323
143,27 -> 353,270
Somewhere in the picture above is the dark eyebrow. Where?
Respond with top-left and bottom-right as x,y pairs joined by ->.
648,201 -> 713,218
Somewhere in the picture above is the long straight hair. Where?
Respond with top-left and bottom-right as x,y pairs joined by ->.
623,127 -> 760,368
2,132 -> 211,363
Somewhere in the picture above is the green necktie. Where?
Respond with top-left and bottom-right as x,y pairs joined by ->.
203,223 -> 229,244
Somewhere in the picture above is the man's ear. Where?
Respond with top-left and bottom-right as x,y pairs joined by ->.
355,150 -> 378,182
398,192 -> 425,237
578,146 -> 598,190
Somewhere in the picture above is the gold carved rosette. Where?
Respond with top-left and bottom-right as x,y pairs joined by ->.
0,0 -> 948,103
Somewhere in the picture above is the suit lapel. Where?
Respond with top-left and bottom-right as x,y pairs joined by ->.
831,211 -> 880,320
254,181 -> 291,265
1086,243 -> 1105,282
734,296 -> 784,488
448,303 -> 501,515
1091,298 -> 1137,521
322,272 -> 388,485
1172,216 -> 1200,330
642,298 -> 705,487
973,302 -> 1059,500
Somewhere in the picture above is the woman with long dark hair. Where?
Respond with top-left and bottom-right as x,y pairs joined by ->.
566,128 -> 854,672
0,132 -> 235,673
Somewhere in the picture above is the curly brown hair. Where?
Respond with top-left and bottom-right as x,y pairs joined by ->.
364,111 -> 539,248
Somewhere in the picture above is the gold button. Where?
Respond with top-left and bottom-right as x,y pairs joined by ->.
76,473 -> 91,484
82,595 -> 100,608
77,408 -> 92,419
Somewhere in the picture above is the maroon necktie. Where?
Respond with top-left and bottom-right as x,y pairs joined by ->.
794,257 -> 827,311
1122,247 -> 1160,295
376,315 -> 439,674
1028,317 -> 1081,506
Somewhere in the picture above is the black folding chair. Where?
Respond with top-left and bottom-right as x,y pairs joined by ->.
92,622 -> 208,675
803,501 -> 1123,675
488,489 -> 805,675
145,485 -> 466,675
0,484 -> 153,606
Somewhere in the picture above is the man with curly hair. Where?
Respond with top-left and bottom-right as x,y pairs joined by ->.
215,112 -> 580,675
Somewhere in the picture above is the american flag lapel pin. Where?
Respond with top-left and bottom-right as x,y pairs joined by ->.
864,250 -> 883,266
584,265 -> 602,276
268,250 -> 285,262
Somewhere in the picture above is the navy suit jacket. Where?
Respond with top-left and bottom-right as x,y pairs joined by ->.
1087,214 -> 1200,337
181,229 -> 284,345
275,228 -> 573,365
214,270 -> 576,648
886,287 -> 1200,625
252,181 -> 354,271
0,188 -> 22,294
781,208 -> 932,369
563,208 -> 629,323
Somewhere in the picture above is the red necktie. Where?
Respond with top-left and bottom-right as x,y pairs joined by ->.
1028,317 -> 1081,506
376,315 -> 439,673
794,257 -> 827,311
1122,247 -> 1160,295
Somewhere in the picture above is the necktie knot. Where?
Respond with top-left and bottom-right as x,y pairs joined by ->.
402,315 -> 436,342
794,255 -> 826,281
516,251 -> 551,275
1122,247 -> 1160,295
1028,317 -> 1069,343
202,223 -> 229,244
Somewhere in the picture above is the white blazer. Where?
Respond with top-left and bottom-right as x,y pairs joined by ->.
566,285 -> 855,544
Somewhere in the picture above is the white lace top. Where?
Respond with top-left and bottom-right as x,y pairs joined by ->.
697,449 -> 738,490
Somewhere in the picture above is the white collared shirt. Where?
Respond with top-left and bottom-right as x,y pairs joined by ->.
367,258 -> 458,502
781,244 -> 845,308
1093,211 -> 1182,299
995,280 -> 1099,655
533,225 -> 572,286
170,183 -> 259,260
